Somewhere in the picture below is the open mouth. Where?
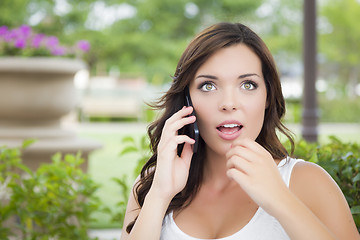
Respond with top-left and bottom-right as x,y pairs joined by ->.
216,123 -> 243,135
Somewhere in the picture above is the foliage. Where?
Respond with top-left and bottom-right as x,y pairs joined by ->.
285,136 -> 360,230
0,24 -> 90,58
284,97 -> 360,123
319,0 -> 360,86
1,0 -> 359,94
111,135 -> 151,227
109,0 -> 264,81
318,96 -> 360,122
283,99 -> 302,123
107,175 -> 130,228
0,142 -> 101,240
118,134 -> 360,231
119,135 -> 151,177
256,0 -> 303,72
0,0 -> 263,79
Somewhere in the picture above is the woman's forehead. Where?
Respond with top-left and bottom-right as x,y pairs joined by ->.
194,44 -> 263,79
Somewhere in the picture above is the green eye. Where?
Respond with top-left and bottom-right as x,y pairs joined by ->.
241,81 -> 257,90
243,83 -> 252,89
205,84 -> 213,90
201,82 -> 216,91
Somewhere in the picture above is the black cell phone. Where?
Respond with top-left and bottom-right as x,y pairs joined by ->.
184,86 -> 199,153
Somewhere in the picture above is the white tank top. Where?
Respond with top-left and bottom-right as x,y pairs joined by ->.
160,157 -> 303,240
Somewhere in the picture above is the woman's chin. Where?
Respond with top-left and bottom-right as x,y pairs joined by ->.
204,142 -> 232,158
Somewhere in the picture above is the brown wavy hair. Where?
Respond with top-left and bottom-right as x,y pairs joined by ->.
126,22 -> 294,233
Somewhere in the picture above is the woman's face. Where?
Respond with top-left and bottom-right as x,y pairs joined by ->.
189,44 -> 267,156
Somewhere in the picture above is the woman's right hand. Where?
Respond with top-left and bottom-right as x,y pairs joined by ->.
150,106 -> 196,202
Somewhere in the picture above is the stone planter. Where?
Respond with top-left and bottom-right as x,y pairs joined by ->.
0,57 -> 84,126
0,57 -> 101,171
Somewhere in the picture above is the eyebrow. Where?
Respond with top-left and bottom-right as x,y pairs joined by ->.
195,73 -> 260,80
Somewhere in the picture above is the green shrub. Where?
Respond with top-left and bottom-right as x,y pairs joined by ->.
0,142 -> 102,240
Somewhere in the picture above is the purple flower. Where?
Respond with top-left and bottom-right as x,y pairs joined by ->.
51,46 -> 67,56
32,34 -> 45,48
76,40 -> 90,52
1,25 -> 90,58
0,26 -> 8,37
14,38 -> 27,49
46,36 -> 59,48
18,25 -> 32,37
3,29 -> 18,42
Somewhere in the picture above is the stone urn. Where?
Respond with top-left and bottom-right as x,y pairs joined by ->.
0,57 -> 101,171
0,57 -> 82,126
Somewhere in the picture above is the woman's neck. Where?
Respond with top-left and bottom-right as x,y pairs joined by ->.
202,146 -> 234,192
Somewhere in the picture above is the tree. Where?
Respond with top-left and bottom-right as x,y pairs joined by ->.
0,0 -> 29,27
0,0 -> 264,83
253,0 -> 303,76
104,0 -> 264,83
319,0 -> 360,97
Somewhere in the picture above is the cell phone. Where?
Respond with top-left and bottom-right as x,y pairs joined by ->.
184,86 -> 199,153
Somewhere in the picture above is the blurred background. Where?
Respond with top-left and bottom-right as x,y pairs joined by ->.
1,0 -> 359,230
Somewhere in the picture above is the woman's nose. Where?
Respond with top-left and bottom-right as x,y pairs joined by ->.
218,89 -> 238,112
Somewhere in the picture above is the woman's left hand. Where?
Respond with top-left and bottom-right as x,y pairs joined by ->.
226,138 -> 289,214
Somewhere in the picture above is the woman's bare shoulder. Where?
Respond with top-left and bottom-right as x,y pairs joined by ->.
290,160 -> 344,207
290,160 -> 359,239
291,160 -> 335,188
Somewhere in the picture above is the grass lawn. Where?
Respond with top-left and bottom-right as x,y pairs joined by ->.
77,122 -> 148,229
78,122 -> 360,229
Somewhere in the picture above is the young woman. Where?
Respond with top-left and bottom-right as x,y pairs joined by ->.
120,22 -> 359,240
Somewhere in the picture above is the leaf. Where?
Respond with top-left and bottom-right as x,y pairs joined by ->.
22,138 -> 37,149
102,207 -> 112,214
353,173 -> 360,183
141,135 -> 149,148
342,151 -> 354,161
329,135 -> 341,145
351,205 -> 360,215
51,152 -> 62,163
120,146 -> 138,155
309,152 -> 318,163
116,201 -> 126,207
122,136 -> 136,144
15,163 -> 33,176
